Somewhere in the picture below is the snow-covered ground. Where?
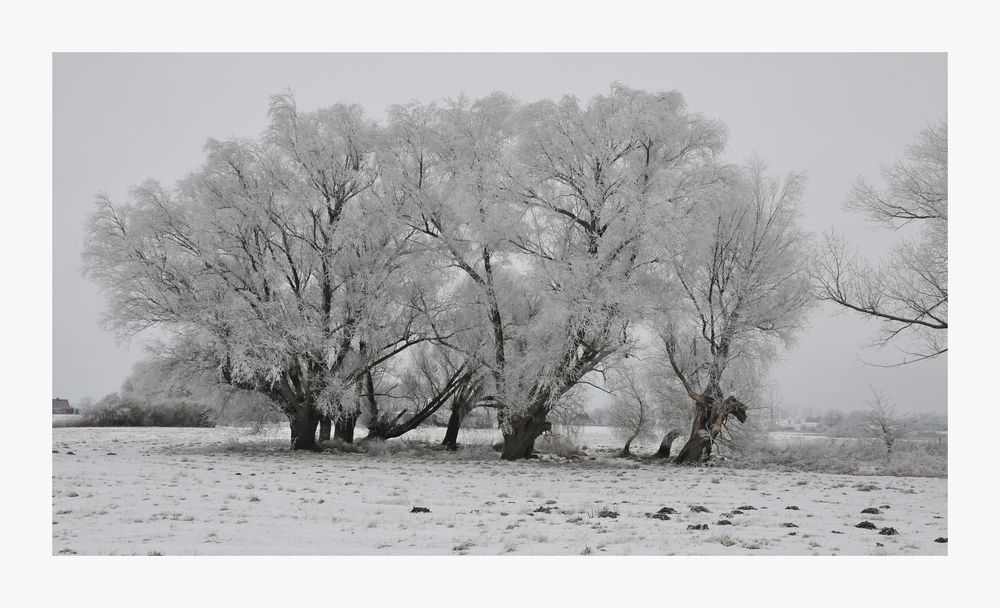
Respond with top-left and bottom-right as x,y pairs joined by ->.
52,425 -> 947,555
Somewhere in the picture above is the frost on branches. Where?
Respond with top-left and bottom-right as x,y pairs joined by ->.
84,85 -> 819,459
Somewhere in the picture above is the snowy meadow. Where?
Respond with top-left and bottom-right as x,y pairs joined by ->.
52,424 -> 946,556
59,79 -> 948,558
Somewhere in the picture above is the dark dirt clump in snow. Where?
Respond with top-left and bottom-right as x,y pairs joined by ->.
410,506 -> 431,513
856,521 -> 877,530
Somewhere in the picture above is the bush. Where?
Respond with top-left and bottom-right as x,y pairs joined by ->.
79,393 -> 215,428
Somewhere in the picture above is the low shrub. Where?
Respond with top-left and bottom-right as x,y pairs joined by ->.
76,393 -> 215,428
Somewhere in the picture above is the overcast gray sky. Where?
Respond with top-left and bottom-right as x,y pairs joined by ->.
53,53 -> 947,414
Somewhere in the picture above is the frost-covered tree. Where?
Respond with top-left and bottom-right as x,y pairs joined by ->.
655,160 -> 813,463
815,119 -> 947,364
380,86 -> 728,459
84,95 -> 442,449
383,93 -> 527,444
495,85 -> 728,459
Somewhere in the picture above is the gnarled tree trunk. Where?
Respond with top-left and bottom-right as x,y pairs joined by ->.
673,418 -> 712,463
673,395 -> 747,464
318,415 -> 332,441
500,411 -> 552,460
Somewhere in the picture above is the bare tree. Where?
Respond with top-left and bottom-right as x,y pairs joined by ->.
607,362 -> 658,457
815,119 -> 947,364
864,387 -> 908,457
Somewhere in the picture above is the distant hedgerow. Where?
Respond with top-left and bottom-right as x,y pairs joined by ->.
80,394 -> 214,428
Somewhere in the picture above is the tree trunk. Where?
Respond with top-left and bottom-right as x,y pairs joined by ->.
673,394 -> 747,464
365,409 -> 407,442
674,400 -> 713,464
654,429 -> 682,459
288,408 -> 320,451
673,429 -> 712,464
334,412 -> 358,444
441,407 -> 464,450
621,435 -> 635,457
500,411 -> 552,460
318,415 -> 332,441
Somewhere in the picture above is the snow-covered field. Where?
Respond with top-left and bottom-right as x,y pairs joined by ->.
52,425 -> 947,555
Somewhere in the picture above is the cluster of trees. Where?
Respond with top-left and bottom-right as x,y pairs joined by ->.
83,85 -> 946,462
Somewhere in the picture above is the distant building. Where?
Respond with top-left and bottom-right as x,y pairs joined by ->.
52,398 -> 75,415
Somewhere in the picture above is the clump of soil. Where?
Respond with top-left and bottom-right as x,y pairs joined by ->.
410,506 -> 431,513
657,507 -> 678,514
534,506 -> 554,514
781,522 -> 799,528
878,527 -> 898,536
687,524 -> 708,530
690,505 -> 711,513
934,537 -> 948,543
716,519 -> 733,526
861,507 -> 881,515
597,509 -> 619,519
855,521 -> 877,530
737,505 -> 756,510
732,509 -> 745,515
646,512 -> 671,521
785,505 -> 800,510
